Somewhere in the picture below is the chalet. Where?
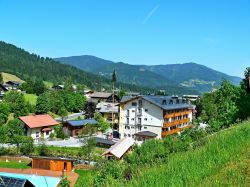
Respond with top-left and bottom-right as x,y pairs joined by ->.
63,119 -> 98,137
96,102 -> 119,124
103,137 -> 135,159
19,114 -> 59,139
6,81 -> 22,90
31,156 -> 76,172
119,95 -> 194,140
89,92 -> 120,103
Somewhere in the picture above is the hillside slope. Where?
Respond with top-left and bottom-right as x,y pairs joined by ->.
124,122 -> 250,187
1,72 -> 24,83
56,55 -> 242,93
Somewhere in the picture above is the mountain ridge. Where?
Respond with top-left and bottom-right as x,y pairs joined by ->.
55,55 -> 242,93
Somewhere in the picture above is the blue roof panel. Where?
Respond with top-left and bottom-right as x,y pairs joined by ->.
67,119 -> 98,127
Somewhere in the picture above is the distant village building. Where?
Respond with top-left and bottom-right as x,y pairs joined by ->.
96,102 -> 119,124
5,81 -> 22,90
19,114 -> 59,139
119,95 -> 194,141
183,95 -> 199,102
89,92 -> 120,103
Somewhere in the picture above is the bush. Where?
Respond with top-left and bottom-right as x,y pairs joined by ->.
20,137 -> 34,155
54,125 -> 68,140
37,140 -> 49,156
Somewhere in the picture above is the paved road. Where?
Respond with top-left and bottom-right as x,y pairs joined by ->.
55,112 -> 83,122
34,137 -> 84,147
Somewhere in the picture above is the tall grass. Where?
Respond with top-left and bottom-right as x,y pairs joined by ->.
124,122 -> 250,187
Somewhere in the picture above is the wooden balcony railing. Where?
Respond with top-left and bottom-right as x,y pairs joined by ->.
163,118 -> 190,128
161,125 -> 192,137
161,128 -> 182,137
164,110 -> 192,119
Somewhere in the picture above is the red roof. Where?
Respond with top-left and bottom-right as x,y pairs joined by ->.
19,114 -> 59,128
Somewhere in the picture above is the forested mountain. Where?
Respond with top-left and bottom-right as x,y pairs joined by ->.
56,55 -> 242,93
0,41 -> 155,94
0,41 -> 199,95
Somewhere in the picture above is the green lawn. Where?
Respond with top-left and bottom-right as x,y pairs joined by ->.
43,81 -> 53,88
74,170 -> 97,187
24,93 -> 38,106
0,161 -> 31,169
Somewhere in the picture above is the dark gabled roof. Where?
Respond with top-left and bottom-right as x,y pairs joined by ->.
95,137 -> 116,145
120,95 -> 193,110
6,81 -> 22,86
0,175 -> 35,187
67,119 -> 98,127
135,131 -> 158,137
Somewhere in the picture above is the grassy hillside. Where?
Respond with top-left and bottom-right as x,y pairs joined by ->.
1,72 -> 24,83
24,93 -> 37,106
123,122 -> 250,187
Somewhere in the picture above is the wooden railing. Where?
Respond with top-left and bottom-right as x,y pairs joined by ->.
161,128 -> 182,136
164,110 -> 192,119
161,125 -> 192,137
163,118 -> 190,128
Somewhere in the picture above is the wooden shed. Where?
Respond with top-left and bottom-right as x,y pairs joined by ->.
31,156 -> 76,172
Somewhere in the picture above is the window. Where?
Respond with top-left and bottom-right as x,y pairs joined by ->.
145,109 -> 148,112
162,99 -> 166,105
132,110 -> 135,112
131,118 -> 135,121
126,110 -> 129,116
138,100 -> 142,107
36,132 -> 39,138
144,118 -> 147,121
144,127 -> 148,129
132,102 -> 137,106
131,126 -> 135,129
46,131 -> 49,136
128,134 -> 131,137
125,126 -> 130,129
126,118 -> 129,124
124,133 -> 127,137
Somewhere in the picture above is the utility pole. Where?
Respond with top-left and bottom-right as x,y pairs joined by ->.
111,70 -> 116,134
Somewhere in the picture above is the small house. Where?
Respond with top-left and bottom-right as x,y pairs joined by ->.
63,119 -> 98,137
31,156 -> 76,172
103,137 -> 135,159
96,102 -> 119,124
19,114 -> 59,139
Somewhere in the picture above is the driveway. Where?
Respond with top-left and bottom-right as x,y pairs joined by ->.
55,112 -> 83,122
34,137 -> 84,147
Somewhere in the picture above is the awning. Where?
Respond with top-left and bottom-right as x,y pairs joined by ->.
42,128 -> 52,132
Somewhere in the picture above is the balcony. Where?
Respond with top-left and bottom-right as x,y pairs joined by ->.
163,118 -> 190,128
161,128 -> 181,137
161,125 -> 192,138
164,110 -> 192,119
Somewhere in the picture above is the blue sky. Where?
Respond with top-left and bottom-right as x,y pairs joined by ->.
0,0 -> 249,77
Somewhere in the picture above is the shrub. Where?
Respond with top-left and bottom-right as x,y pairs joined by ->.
20,137 -> 34,155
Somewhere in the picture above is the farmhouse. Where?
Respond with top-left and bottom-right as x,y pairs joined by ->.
89,92 -> 120,103
19,114 -> 59,139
